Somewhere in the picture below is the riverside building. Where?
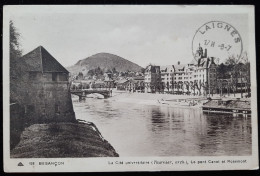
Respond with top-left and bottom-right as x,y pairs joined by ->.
17,46 -> 76,123
143,45 -> 217,95
173,46 -> 217,95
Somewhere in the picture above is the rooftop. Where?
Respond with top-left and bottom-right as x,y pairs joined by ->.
20,46 -> 69,73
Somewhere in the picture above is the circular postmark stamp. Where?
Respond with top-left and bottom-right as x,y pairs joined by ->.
192,21 -> 243,63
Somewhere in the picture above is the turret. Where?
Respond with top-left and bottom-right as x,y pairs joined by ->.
204,48 -> 207,58
197,43 -> 203,58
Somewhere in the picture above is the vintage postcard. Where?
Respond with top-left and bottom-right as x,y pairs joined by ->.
3,5 -> 258,172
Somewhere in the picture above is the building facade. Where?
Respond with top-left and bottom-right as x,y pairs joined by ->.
142,46 -> 217,95
173,62 -> 186,93
160,65 -> 175,92
144,65 -> 161,93
172,46 -> 217,95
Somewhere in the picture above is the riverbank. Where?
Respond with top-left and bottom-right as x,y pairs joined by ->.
10,122 -> 119,158
107,91 -> 206,107
106,91 -> 251,108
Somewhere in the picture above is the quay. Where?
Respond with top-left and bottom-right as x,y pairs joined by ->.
202,99 -> 251,116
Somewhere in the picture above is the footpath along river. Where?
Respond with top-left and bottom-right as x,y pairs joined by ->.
72,95 -> 251,156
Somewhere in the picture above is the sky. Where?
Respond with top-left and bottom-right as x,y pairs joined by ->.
9,6 -> 249,68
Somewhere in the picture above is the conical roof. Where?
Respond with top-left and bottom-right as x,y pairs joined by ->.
20,46 -> 69,73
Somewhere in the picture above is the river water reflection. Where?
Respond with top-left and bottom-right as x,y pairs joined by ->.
72,98 -> 252,156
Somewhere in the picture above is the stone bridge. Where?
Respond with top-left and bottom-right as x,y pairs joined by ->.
70,89 -> 112,100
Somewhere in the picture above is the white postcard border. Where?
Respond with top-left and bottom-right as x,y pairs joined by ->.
3,5 -> 259,172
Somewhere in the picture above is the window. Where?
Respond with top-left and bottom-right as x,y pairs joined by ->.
42,105 -> 46,115
55,104 -> 60,114
59,73 -> 68,81
52,73 -> 58,81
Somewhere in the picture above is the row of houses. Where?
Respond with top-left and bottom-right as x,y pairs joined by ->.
73,46 -> 218,95
71,75 -> 146,93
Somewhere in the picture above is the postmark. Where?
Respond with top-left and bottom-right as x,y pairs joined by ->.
192,21 -> 243,62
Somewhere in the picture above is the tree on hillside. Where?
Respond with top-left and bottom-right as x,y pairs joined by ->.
106,68 -> 112,73
112,67 -> 117,73
95,67 -> 103,75
78,72 -> 84,80
141,68 -> 145,74
87,67 -> 104,77
87,69 -> 95,76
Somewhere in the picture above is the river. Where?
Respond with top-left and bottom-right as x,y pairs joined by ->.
72,97 -> 252,156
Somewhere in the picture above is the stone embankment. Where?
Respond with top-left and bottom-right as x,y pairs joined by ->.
202,99 -> 251,115
11,122 -> 119,158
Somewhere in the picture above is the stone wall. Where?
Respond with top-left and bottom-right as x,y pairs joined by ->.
20,71 -> 76,124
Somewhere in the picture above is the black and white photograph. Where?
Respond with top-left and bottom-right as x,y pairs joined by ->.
3,5 -> 258,172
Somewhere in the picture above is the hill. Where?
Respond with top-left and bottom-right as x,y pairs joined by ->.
67,53 -> 143,76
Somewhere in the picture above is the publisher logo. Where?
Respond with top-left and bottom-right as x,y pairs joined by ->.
17,162 -> 24,166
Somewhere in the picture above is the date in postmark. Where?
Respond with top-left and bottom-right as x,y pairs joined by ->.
192,21 -> 243,62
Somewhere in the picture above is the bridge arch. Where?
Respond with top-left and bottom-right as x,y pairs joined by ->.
71,89 -> 112,99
